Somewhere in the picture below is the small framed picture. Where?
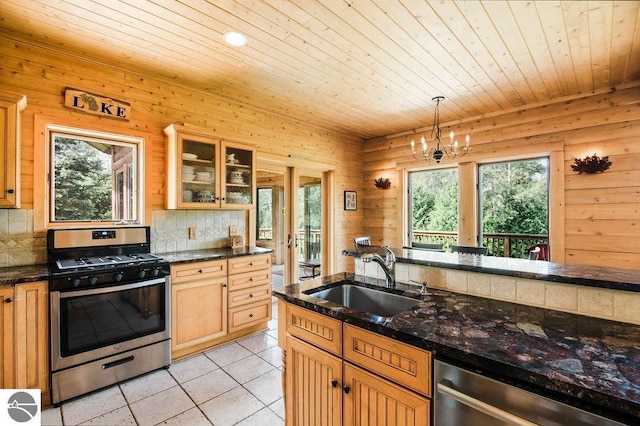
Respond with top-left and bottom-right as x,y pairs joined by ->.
344,191 -> 357,211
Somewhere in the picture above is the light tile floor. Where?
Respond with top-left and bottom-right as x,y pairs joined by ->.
41,299 -> 284,426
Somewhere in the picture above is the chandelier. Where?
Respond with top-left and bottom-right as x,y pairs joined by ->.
411,96 -> 470,163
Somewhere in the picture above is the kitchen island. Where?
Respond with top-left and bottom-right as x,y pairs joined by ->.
274,269 -> 640,424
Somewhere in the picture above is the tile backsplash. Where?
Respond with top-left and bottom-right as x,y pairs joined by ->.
150,209 -> 245,253
0,209 -> 245,267
0,209 -> 46,267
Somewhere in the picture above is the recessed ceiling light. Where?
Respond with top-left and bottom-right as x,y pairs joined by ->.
223,31 -> 247,47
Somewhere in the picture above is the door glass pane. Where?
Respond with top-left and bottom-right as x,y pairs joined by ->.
298,176 -> 322,260
479,158 -> 549,258
257,187 -> 273,239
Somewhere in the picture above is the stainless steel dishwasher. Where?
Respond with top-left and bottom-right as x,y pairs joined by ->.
434,360 -> 626,425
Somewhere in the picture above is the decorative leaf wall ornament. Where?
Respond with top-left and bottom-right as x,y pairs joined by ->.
571,154 -> 612,174
374,177 -> 391,189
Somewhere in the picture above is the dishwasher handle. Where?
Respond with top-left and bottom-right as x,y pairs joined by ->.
436,379 -> 539,426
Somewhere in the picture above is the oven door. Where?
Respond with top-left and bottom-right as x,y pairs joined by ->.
51,277 -> 170,371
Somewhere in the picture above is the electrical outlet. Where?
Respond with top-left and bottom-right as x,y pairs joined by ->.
188,227 -> 197,240
229,225 -> 238,236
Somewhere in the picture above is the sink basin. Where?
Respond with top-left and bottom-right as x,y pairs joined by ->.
307,284 -> 419,317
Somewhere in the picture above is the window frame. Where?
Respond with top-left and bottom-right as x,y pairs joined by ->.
477,156 -> 550,258
406,166 -> 459,247
37,122 -> 145,229
402,150 -> 561,261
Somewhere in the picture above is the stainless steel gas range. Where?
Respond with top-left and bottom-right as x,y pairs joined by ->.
47,227 -> 171,405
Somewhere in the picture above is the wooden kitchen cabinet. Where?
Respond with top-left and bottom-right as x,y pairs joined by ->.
170,254 -> 272,359
227,254 -> 272,333
164,123 -> 256,209
344,363 -> 430,425
170,260 -> 228,358
1,282 -> 49,399
286,336 -> 343,425
282,303 -> 431,426
0,91 -> 26,208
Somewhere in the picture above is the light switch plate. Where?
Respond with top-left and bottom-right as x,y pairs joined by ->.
188,227 -> 197,240
229,225 -> 238,236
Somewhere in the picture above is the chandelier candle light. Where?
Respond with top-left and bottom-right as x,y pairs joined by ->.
411,96 -> 470,163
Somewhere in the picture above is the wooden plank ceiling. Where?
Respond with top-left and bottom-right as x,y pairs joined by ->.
1,0 -> 639,140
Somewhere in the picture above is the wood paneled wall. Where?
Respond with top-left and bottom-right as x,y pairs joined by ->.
0,37 -> 365,272
3,35 -> 638,271
363,85 -> 640,270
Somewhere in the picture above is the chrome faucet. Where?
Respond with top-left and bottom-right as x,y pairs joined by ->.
361,246 -> 396,288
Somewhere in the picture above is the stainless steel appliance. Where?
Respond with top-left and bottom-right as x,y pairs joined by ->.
434,359 -> 625,426
48,227 -> 171,405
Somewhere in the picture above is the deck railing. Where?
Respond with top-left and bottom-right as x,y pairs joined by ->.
259,228 -> 547,259
413,231 -> 548,258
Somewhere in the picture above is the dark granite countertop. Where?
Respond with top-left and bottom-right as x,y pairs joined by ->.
273,273 -> 640,424
156,246 -> 272,264
0,264 -> 49,285
344,247 -> 640,292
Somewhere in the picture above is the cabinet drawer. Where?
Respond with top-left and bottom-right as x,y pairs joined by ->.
228,300 -> 271,332
227,269 -> 271,292
286,304 -> 342,356
343,324 -> 432,397
228,254 -> 271,275
171,259 -> 227,284
229,283 -> 271,308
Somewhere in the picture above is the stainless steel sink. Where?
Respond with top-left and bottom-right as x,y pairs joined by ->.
307,284 -> 419,317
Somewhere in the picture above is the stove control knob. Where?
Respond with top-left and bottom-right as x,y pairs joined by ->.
152,268 -> 160,277
72,278 -> 82,288
138,269 -> 147,279
114,272 -> 124,282
89,276 -> 98,286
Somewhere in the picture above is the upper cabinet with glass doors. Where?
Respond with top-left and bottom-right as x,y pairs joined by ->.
222,141 -> 255,207
164,123 -> 256,209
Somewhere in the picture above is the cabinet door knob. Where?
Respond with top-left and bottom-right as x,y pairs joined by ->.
223,283 -> 227,288
331,380 -> 338,388
249,294 -> 253,298
343,385 -> 350,394
7,189 -> 14,194
249,313 -> 253,318
5,297 -> 12,303
249,277 -> 253,282
249,262 -> 254,266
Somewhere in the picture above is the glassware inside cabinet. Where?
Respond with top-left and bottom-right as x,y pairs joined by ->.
224,146 -> 253,204
181,139 -> 216,204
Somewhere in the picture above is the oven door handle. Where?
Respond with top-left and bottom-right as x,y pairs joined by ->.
58,277 -> 166,298
436,380 -> 538,426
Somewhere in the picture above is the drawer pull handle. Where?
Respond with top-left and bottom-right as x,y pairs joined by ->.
249,262 -> 254,266
102,355 -> 135,370
5,297 -> 12,303
198,269 -> 203,273
249,277 -> 253,282
331,380 -> 338,388
249,313 -> 254,318
249,294 -> 253,297
343,385 -> 350,394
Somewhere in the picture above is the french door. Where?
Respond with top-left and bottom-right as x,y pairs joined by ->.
256,158 -> 333,285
